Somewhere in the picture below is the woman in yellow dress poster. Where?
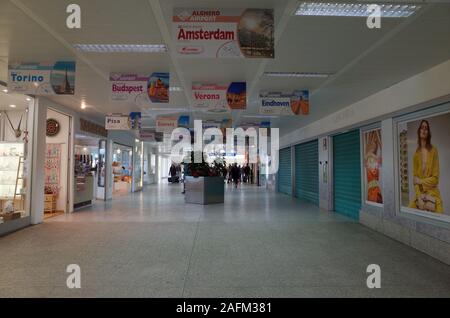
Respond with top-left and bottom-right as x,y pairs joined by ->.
409,120 -> 443,213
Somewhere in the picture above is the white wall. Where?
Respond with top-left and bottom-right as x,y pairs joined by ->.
46,108 -> 70,213
280,59 -> 450,148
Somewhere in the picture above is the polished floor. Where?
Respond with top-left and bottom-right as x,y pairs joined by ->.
1,183 -> 450,298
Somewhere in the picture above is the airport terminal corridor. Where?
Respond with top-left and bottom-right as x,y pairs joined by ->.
1,184 -> 449,298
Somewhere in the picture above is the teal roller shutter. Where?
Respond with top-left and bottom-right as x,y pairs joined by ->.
278,147 -> 292,195
333,130 -> 361,220
295,140 -> 319,205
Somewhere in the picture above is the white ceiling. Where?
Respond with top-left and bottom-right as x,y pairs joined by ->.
0,0 -> 449,136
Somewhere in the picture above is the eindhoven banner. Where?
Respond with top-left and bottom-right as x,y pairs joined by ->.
110,73 -> 170,105
8,61 -> 76,95
173,8 -> 274,58
259,90 -> 310,116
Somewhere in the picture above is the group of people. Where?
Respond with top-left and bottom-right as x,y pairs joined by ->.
169,164 -> 182,183
225,163 -> 253,188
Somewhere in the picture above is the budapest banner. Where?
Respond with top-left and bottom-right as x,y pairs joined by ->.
8,61 -> 76,95
259,90 -> 310,116
173,8 -> 274,58
110,72 -> 170,105
192,82 -> 246,112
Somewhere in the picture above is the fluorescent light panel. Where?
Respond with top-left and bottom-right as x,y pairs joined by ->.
73,44 -> 167,53
295,2 -> 421,17
264,72 -> 332,78
169,87 -> 183,92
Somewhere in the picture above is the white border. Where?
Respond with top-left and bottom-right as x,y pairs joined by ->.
394,104 -> 450,224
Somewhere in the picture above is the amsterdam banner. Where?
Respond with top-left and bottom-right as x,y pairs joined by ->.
8,61 -> 76,95
173,8 -> 274,58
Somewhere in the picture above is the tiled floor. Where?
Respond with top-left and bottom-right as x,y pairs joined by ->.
0,184 -> 449,298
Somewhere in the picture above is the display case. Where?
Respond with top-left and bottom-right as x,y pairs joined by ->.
74,153 -> 95,209
0,142 -> 27,223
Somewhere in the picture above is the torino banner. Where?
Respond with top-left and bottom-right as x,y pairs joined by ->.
8,61 -> 76,95
192,82 -> 247,112
173,8 -> 274,58
110,72 -> 170,105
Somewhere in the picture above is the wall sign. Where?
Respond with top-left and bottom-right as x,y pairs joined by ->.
363,128 -> 383,206
80,118 -> 108,138
173,8 -> 274,58
259,90 -> 310,116
192,82 -> 246,111
8,61 -> 76,95
46,118 -> 60,137
105,114 -> 131,130
110,72 -> 170,105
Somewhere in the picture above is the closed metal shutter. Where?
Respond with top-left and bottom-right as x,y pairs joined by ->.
333,130 -> 361,220
278,147 -> 292,195
295,140 -> 319,205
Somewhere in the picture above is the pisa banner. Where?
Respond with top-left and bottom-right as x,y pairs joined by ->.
173,8 -> 274,58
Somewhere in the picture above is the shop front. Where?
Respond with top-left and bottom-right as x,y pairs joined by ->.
0,85 -> 35,235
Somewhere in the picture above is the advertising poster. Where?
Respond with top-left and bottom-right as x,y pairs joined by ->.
8,61 -> 76,95
148,72 -> 170,103
105,114 -> 131,130
173,8 -> 274,58
398,112 -> 450,220
259,90 -> 309,116
110,72 -> 170,105
192,82 -> 246,112
363,128 -> 383,206
45,144 -> 61,195
156,117 -> 178,133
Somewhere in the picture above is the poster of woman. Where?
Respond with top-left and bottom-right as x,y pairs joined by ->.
399,111 -> 450,219
363,128 -> 383,205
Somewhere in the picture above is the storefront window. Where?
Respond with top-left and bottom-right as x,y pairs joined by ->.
397,106 -> 450,222
0,91 -> 33,226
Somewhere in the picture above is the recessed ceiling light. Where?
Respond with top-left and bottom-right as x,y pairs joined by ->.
73,44 -> 168,53
264,72 -> 332,78
295,2 -> 421,18
2,89 -> 8,93
26,97 -> 31,101
169,87 -> 183,92
81,102 -> 87,110
9,104 -> 16,108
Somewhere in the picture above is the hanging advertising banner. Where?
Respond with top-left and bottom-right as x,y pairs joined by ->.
105,114 -> 131,130
139,128 -> 156,142
398,111 -> 450,222
8,61 -> 76,95
259,90 -> 310,116
173,8 -> 274,58
192,82 -> 246,111
156,117 -> 178,133
129,112 -> 142,130
178,115 -> 190,128
110,72 -> 170,105
363,128 -> 383,206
